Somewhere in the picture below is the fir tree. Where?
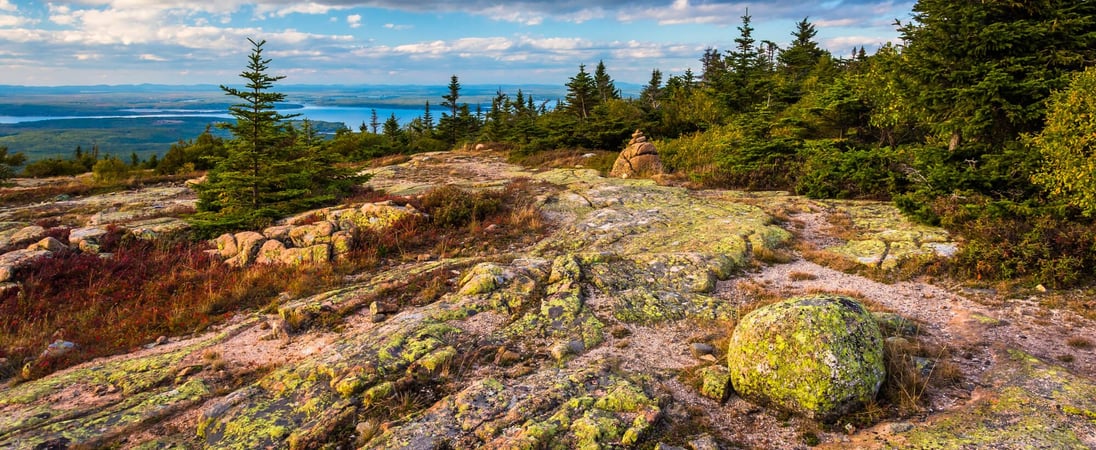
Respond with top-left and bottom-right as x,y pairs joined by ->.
593,60 -> 621,102
565,64 -> 597,119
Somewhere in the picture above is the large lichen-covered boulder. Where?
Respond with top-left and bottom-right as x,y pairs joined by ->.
727,295 -> 885,422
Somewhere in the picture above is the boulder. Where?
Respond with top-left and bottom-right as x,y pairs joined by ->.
278,244 -> 332,266
288,221 -> 337,247
337,203 -> 421,232
255,239 -> 287,265
263,225 -> 293,241
27,237 -> 67,253
331,230 -> 355,256
127,217 -> 189,240
214,233 -> 239,259
233,232 -> 266,266
0,249 -> 50,282
609,130 -> 664,179
10,225 -> 46,245
727,295 -> 885,422
68,227 -> 110,253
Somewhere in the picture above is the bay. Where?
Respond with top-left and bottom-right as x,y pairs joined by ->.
0,105 -> 428,130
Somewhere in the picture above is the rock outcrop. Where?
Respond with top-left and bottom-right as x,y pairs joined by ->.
726,295 -> 885,421
609,130 -> 664,179
213,202 -> 423,268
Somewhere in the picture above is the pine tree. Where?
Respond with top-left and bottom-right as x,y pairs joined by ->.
192,38 -> 366,232
383,113 -> 401,139
423,101 -> 434,132
439,75 -> 464,143
198,38 -> 301,217
900,0 -> 1096,150
641,69 -> 663,110
593,60 -> 621,102
369,109 -> 380,134
565,64 -> 598,119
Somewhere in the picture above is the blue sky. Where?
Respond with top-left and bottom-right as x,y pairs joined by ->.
0,0 -> 913,86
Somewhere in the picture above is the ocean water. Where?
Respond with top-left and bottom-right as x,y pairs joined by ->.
0,105 -> 428,130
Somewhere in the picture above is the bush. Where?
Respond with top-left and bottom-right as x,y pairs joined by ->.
92,156 -> 130,184
417,185 -> 503,228
931,196 -> 1096,287
795,140 -> 906,200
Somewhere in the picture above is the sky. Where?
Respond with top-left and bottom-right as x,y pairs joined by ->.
0,0 -> 914,86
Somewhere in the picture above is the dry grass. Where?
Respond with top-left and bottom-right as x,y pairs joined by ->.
1066,336 -> 1094,350
788,271 -> 819,282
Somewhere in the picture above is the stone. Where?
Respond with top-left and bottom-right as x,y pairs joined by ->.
262,225 -> 293,241
10,225 -> 46,245
26,237 -> 67,253
494,347 -> 521,366
550,340 -> 586,361
68,227 -> 109,253
127,217 -> 190,240
727,294 -> 885,422
214,233 -> 238,259
688,434 -> 720,450
690,342 -> 716,359
255,239 -> 287,265
331,230 -> 355,256
233,231 -> 266,266
370,300 -> 399,315
288,221 -> 337,247
609,130 -> 664,179
0,249 -> 50,282
40,340 -> 77,358
697,365 -> 732,402
278,244 -> 332,266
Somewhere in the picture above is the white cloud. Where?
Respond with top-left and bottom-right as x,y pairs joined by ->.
0,13 -> 31,27
74,52 -> 100,60
0,0 -> 16,12
139,53 -> 168,61
347,14 -> 361,28
384,23 -> 412,30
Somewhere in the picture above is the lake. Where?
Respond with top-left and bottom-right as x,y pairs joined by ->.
0,105 -> 429,130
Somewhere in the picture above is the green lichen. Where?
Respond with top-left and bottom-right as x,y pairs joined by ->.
697,365 -> 733,402
593,382 -> 656,413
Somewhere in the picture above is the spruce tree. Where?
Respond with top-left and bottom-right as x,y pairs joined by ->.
565,64 -> 598,119
900,0 -> 1096,150
198,38 -> 300,218
593,60 -> 621,102
439,75 -> 464,143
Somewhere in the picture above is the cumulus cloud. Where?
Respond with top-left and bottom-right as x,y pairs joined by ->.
347,14 -> 361,28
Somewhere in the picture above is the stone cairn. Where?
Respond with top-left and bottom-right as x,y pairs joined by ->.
609,129 -> 664,179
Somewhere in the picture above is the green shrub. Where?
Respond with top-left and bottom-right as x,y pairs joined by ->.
92,156 -> 130,184
417,185 -> 503,228
795,140 -> 906,200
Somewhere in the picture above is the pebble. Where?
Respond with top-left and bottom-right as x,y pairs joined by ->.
690,342 -> 716,358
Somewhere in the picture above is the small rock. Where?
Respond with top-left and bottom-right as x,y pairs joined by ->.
550,340 -> 585,360
10,225 -> 46,244
213,233 -> 238,259
41,340 -> 77,358
370,300 -> 399,315
155,335 -> 168,346
697,365 -> 733,402
885,336 -> 910,348
690,342 -> 716,358
887,422 -> 915,434
494,347 -> 521,366
370,313 -> 387,323
688,434 -> 720,450
656,444 -> 686,450
699,354 -> 717,362
1035,284 -> 1048,293
416,253 -> 433,262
